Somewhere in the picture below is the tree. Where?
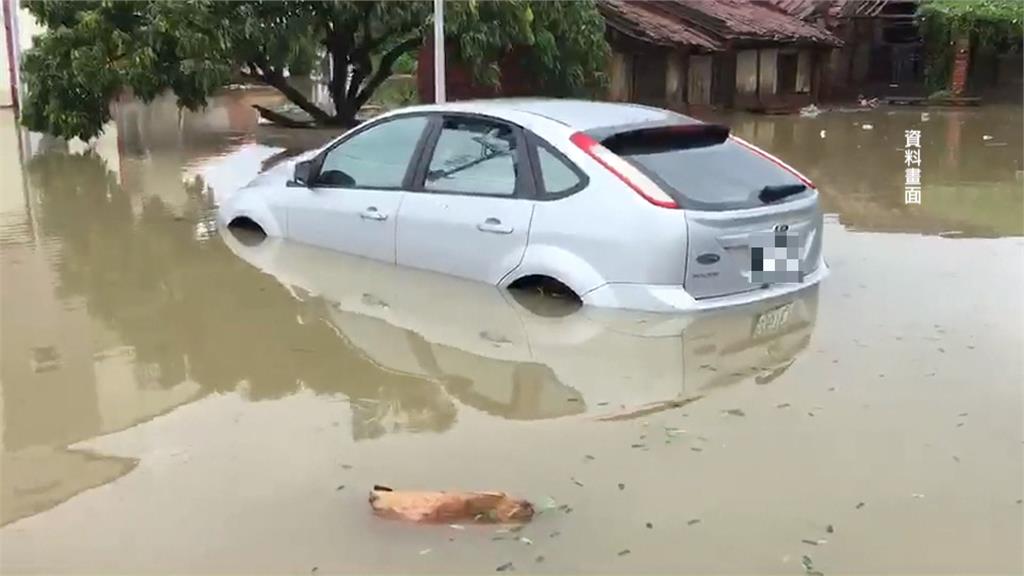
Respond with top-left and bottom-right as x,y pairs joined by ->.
21,0 -> 609,141
918,0 -> 1023,92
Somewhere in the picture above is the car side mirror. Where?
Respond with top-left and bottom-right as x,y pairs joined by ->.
293,160 -> 314,186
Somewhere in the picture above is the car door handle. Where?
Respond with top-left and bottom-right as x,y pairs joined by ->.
360,207 -> 387,221
477,217 -> 513,234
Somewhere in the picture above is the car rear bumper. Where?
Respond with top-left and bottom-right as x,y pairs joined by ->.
582,256 -> 829,313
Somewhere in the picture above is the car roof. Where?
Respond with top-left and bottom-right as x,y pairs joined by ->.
394,98 -> 701,132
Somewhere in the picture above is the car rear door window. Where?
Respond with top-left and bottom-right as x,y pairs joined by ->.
424,118 -> 519,197
318,115 -> 428,188
536,143 -> 583,196
607,135 -> 806,211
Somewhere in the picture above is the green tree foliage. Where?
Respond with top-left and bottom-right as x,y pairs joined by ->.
918,0 -> 1024,90
21,0 -> 609,141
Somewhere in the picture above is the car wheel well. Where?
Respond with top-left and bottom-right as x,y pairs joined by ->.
507,275 -> 582,316
227,216 -> 267,245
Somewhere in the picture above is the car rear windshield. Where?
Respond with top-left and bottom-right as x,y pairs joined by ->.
605,135 -> 809,211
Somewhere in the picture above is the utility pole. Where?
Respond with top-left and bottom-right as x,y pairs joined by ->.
433,0 -> 445,104
2,0 -> 20,113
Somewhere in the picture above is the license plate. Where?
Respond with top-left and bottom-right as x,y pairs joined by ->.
753,302 -> 793,338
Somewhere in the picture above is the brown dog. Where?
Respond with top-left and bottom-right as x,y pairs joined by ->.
369,485 -> 534,523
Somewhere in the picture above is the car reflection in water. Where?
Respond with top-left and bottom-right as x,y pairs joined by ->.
223,228 -> 819,421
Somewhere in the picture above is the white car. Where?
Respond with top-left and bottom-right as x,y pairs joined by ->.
218,99 -> 827,312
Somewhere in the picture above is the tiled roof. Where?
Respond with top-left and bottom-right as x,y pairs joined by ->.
598,0 -> 842,50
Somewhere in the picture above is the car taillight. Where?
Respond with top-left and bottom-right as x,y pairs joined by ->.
569,132 -> 679,209
730,135 -> 815,189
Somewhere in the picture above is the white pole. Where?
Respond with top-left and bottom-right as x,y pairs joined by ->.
433,0 -> 445,103
10,0 -> 22,109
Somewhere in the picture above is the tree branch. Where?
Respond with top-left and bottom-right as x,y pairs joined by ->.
251,104 -> 315,128
354,36 -> 422,109
261,68 -> 333,123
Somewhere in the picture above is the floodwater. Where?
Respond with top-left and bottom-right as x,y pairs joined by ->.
1,91 -> 1022,574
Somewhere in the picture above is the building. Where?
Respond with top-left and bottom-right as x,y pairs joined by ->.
599,0 -> 841,113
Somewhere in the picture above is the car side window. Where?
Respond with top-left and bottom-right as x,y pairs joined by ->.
317,116 -> 428,188
424,117 -> 519,197
536,142 -> 583,196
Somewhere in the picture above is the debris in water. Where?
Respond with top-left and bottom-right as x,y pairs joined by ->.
687,518 -> 701,526
617,549 -> 631,557
630,444 -> 646,449
618,483 -> 626,491
983,134 -> 993,140
519,537 -> 533,545
861,123 -> 874,130
597,401 -> 609,406
419,548 -> 432,556
646,522 -> 653,529
723,408 -> 746,417
690,447 -> 704,452
336,484 -> 346,491
826,524 -> 835,534
911,493 -> 926,499
953,456 -> 960,463
956,422 -> 965,428
571,477 -> 584,487
566,397 -> 579,402
801,539 -> 828,546
819,129 -> 827,138
496,561 -> 514,572
958,412 -> 968,417
449,524 -> 465,530
584,454 -> 596,461
777,403 -> 792,409
535,555 -> 545,563
341,464 -> 353,470
856,502 -> 865,509
311,567 -> 318,574
595,396 -> 703,421
369,485 -> 534,523
801,554 -> 824,575
550,530 -> 561,538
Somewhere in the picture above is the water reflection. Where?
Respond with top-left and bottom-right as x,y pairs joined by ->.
222,230 -> 819,420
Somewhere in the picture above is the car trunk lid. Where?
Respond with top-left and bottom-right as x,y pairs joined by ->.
598,122 -> 822,300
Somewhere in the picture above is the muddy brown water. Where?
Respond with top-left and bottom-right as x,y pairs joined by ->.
1,92 -> 1021,574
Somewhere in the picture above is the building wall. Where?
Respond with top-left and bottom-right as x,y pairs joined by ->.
0,6 -> 42,108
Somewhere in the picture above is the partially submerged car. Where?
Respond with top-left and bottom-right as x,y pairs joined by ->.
218,99 -> 827,312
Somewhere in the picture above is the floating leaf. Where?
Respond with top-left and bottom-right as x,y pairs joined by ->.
617,549 -> 631,556
336,484 -> 345,491
645,522 -> 653,529
496,561 -> 514,572
618,483 -> 626,491
856,502 -> 866,509
826,524 -> 835,534
687,518 -> 701,526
